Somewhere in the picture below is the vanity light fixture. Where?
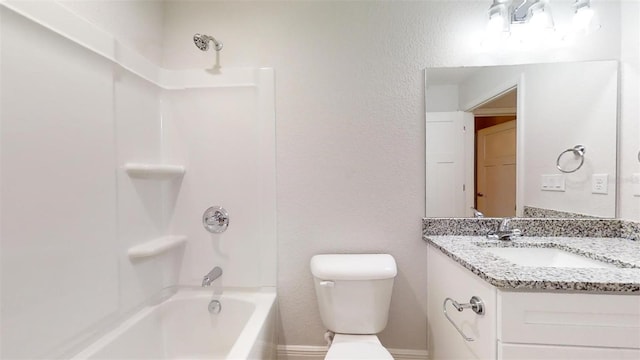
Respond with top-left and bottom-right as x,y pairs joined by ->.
486,0 -> 597,39
572,0 -> 596,33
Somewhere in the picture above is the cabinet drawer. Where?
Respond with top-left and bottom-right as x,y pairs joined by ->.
499,342 -> 640,360
499,291 -> 640,349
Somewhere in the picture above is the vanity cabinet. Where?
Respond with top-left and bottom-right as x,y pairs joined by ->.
427,244 -> 640,359
427,243 -> 497,359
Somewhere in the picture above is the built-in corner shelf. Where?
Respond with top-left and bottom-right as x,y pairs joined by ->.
124,163 -> 185,180
127,235 -> 187,260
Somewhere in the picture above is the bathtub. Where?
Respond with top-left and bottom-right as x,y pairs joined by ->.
72,288 -> 277,360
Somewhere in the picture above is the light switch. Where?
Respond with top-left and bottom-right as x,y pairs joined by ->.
592,174 -> 609,194
541,174 -> 565,192
633,174 -> 640,197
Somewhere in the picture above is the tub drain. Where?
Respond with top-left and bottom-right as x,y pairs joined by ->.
208,299 -> 222,314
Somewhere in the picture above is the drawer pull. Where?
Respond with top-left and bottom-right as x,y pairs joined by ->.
443,296 -> 485,342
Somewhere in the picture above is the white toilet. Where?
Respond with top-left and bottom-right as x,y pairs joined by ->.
310,254 -> 397,359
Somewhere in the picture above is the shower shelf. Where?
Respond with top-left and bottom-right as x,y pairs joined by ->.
124,163 -> 185,180
128,235 -> 187,259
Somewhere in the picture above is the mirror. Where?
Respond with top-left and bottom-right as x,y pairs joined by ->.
425,60 -> 618,219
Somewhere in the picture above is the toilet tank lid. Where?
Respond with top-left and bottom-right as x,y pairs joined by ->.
310,254 -> 397,280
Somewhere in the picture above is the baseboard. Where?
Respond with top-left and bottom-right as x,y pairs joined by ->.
277,345 -> 326,360
277,345 -> 428,360
388,348 -> 429,360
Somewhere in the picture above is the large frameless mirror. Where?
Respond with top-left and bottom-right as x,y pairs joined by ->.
425,60 -> 618,219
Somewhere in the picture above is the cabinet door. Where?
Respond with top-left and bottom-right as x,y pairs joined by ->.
499,291 -> 640,349
500,343 -> 640,360
427,244 -> 497,359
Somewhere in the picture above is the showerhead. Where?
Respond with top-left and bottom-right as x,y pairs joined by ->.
193,33 -> 223,52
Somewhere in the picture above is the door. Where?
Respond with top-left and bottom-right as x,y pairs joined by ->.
476,120 -> 516,217
426,112 -> 474,217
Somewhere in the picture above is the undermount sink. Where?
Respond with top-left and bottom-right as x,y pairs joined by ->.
483,246 -> 617,269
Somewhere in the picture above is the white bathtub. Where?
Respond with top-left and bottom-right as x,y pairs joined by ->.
72,288 -> 277,360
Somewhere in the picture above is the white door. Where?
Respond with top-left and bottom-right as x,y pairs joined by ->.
426,111 -> 474,217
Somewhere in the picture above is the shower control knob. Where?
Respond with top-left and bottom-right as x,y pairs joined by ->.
203,206 -> 229,233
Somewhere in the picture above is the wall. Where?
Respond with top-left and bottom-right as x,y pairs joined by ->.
2,2 -> 278,358
57,0 -> 165,64
162,71 -> 277,289
161,0 -> 632,353
618,1 -> 640,221
0,2 -> 178,358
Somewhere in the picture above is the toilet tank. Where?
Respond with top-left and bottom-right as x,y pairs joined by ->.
310,254 -> 397,334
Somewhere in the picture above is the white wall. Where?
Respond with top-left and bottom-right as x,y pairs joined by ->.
161,0 -> 632,352
1,3 -> 277,358
57,0 -> 165,64
1,9 -> 119,358
0,3 -> 179,358
162,72 -> 277,289
618,1 -> 640,221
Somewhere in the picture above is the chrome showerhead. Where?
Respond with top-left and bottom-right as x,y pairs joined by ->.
193,33 -> 223,52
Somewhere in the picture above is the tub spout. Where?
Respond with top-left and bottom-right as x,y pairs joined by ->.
202,266 -> 223,287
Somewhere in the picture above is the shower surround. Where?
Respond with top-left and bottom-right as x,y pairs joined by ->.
0,2 -> 276,358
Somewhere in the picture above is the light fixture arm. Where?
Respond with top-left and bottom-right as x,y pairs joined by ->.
574,0 -> 592,12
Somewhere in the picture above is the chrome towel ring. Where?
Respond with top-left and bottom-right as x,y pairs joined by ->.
556,145 -> 586,173
443,296 -> 485,342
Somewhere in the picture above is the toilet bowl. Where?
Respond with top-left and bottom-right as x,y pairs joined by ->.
325,334 -> 393,359
310,254 -> 397,360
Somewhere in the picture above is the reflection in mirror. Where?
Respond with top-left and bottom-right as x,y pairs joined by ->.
425,60 -> 618,219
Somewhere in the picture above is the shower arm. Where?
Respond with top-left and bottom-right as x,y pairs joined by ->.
208,36 -> 223,51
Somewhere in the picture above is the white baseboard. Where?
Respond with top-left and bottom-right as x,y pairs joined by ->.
277,345 -> 325,360
277,345 -> 428,360
388,348 -> 429,360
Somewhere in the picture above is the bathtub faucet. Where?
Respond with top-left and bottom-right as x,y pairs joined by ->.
202,266 -> 223,287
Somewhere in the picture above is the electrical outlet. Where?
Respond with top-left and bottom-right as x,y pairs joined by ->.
592,174 -> 609,194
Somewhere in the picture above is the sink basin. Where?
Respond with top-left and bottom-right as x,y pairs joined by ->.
483,247 -> 617,269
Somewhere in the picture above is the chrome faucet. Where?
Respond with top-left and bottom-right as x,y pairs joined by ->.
487,218 -> 522,241
202,266 -> 223,287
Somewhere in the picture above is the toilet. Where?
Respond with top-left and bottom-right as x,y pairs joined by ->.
310,254 -> 397,359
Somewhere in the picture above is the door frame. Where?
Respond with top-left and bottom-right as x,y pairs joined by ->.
462,74 -> 526,217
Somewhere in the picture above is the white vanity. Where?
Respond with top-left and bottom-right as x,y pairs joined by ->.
425,225 -> 640,359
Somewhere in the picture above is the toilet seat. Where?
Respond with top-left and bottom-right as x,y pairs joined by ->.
325,334 -> 393,359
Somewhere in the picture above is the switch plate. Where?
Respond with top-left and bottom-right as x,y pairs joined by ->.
592,174 -> 609,194
633,174 -> 640,197
541,174 -> 565,192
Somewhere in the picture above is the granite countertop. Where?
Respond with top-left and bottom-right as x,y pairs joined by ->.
424,235 -> 640,293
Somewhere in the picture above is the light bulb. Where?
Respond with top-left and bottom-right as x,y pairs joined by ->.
487,14 -> 506,33
573,6 -> 594,31
529,9 -> 553,30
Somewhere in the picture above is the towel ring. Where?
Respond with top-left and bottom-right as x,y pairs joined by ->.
556,145 -> 586,173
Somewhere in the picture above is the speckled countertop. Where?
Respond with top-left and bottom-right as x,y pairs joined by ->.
424,235 -> 640,293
